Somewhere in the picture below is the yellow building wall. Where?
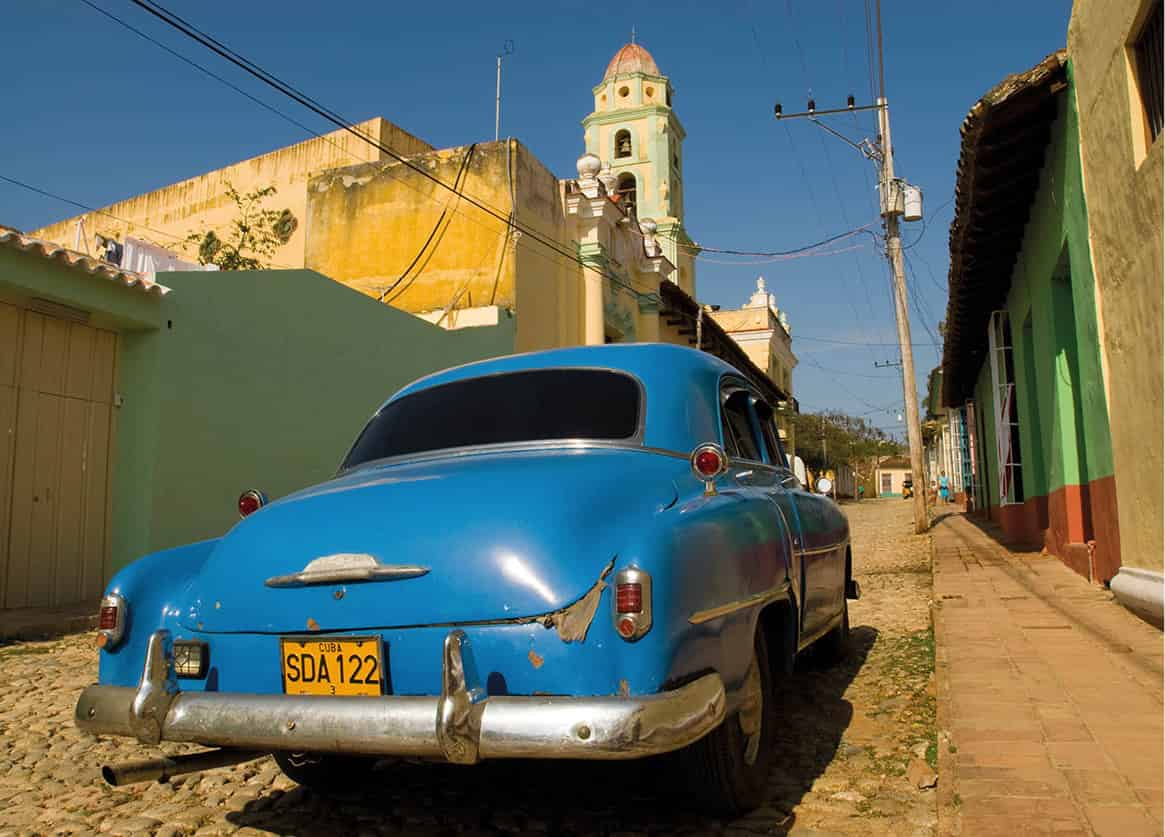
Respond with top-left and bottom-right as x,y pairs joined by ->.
306,142 -> 519,311
305,139 -> 585,355
31,119 -> 431,269
1069,0 -> 1164,573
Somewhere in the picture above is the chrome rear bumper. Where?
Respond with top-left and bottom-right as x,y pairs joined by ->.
75,630 -> 726,763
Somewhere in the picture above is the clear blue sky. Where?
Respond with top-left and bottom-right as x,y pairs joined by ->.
1,1 -> 1071,436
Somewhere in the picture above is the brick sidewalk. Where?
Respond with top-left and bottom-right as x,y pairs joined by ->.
933,512 -> 1163,836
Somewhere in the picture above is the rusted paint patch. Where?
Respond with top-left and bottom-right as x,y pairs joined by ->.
546,558 -> 615,643
306,617 -> 320,632
527,650 -> 544,669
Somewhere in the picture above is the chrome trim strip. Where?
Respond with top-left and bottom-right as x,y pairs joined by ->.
265,563 -> 430,589
800,542 -> 847,557
337,439 -> 690,477
688,581 -> 792,625
76,630 -> 726,763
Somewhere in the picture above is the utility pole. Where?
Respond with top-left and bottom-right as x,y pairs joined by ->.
772,2 -> 929,531
876,98 -> 928,533
494,41 -> 514,142
821,415 -> 827,469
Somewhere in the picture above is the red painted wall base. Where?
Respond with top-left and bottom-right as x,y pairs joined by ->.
982,476 -> 1121,584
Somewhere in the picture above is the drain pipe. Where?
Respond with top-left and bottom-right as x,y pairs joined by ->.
102,749 -> 265,787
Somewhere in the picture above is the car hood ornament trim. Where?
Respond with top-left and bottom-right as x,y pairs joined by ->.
265,553 -> 430,588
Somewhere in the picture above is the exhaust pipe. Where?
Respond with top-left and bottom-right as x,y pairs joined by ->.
101,748 -> 265,787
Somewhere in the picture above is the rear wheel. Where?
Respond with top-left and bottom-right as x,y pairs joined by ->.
679,627 -> 780,815
273,752 -> 378,794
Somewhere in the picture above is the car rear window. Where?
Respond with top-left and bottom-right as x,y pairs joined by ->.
342,368 -> 641,468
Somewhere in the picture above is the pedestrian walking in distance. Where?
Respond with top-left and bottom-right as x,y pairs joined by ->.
939,471 -> 951,504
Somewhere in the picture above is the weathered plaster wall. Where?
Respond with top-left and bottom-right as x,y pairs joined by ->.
114,269 -> 513,574
1069,0 -> 1164,574
31,119 -> 430,269
305,142 -> 515,311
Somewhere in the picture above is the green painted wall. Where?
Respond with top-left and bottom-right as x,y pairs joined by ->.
969,71 -> 1114,509
112,269 -> 514,573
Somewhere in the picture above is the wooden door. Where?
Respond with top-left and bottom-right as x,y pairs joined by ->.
1,301 -> 117,609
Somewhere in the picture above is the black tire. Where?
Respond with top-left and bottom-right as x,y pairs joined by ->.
679,627 -> 781,816
272,751 -> 379,794
818,596 -> 850,663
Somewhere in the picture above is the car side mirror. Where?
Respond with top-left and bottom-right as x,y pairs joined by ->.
815,477 -> 833,495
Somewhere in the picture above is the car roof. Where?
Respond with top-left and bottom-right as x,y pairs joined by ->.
387,344 -> 750,454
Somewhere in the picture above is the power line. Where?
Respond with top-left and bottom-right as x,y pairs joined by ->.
670,223 -> 877,258
903,253 -> 942,353
120,0 -> 657,303
693,241 -> 870,266
802,354 -> 892,412
805,361 -> 900,380
795,332 -> 931,347
903,194 -> 954,250
379,143 -> 477,302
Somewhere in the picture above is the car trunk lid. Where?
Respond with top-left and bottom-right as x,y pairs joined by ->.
179,447 -> 679,633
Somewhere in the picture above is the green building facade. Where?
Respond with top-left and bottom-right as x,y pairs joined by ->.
943,54 -> 1120,582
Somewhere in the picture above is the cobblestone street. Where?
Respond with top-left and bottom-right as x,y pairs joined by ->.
0,499 -> 936,836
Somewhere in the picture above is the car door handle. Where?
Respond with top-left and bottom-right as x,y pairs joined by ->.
735,470 -> 754,479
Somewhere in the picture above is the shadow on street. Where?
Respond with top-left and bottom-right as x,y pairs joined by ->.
223,628 -> 876,835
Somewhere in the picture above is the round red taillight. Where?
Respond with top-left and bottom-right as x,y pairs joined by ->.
693,448 -> 724,478
238,489 -> 267,518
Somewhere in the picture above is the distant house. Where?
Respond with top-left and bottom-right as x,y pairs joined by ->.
875,456 -> 912,498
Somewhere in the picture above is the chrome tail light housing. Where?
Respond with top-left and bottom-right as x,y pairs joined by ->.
97,593 -> 126,649
612,567 -> 652,641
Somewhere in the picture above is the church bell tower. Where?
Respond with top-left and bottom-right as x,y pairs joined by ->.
583,40 -> 697,295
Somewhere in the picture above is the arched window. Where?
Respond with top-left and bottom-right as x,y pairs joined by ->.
616,173 -> 637,216
615,129 -> 632,159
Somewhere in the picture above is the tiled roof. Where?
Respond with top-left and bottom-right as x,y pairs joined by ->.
604,43 -> 661,79
0,226 -> 170,296
941,51 -> 1067,406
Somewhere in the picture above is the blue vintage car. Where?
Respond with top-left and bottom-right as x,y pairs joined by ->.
76,343 -> 857,813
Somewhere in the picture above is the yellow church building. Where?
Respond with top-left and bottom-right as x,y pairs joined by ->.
31,42 -> 792,408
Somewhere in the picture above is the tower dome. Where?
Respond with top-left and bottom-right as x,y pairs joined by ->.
603,43 -> 660,79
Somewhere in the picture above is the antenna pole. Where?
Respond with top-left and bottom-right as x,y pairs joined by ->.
494,54 -> 502,142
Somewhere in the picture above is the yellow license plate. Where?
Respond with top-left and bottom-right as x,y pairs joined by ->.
280,636 -> 383,696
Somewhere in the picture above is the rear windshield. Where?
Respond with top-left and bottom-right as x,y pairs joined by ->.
342,368 -> 641,468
